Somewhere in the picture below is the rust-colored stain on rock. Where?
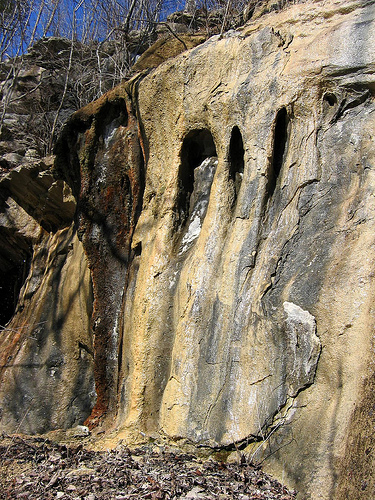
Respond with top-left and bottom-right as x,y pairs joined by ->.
1,2 -> 375,499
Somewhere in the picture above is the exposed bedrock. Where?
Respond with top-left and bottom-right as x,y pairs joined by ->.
1,0 -> 375,498
54,87 -> 145,427
0,159 -> 94,433
116,2 -> 375,497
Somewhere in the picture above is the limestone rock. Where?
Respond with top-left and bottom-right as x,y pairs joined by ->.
116,1 -> 375,496
66,425 -> 90,438
1,0 -> 375,499
0,158 -> 75,231
283,301 -> 320,397
132,34 -> 207,73
0,225 -> 95,434
0,156 -> 93,434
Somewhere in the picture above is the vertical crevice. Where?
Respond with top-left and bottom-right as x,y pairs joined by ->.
267,107 -> 289,199
175,128 -> 217,255
0,256 -> 31,327
177,129 -> 217,226
229,126 -> 244,204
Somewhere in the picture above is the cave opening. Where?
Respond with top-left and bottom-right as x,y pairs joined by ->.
177,129 -> 217,223
267,107 -> 289,198
229,126 -> 244,201
0,258 -> 30,327
323,92 -> 337,107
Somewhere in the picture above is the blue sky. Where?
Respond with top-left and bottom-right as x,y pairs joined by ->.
2,0 -> 189,59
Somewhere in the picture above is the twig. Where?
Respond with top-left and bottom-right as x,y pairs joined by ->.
220,0 -> 232,38
158,22 -> 188,50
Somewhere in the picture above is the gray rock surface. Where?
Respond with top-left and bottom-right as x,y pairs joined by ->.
283,301 -> 320,397
0,1 -> 375,498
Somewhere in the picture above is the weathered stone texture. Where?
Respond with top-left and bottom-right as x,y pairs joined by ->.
1,1 -> 375,498
0,224 -> 94,433
0,159 -> 94,433
114,1 -> 375,497
67,91 -> 144,428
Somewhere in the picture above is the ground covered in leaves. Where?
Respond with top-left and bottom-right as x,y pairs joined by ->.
0,435 -> 296,499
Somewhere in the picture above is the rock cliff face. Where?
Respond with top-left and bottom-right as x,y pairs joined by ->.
0,158 -> 94,433
1,0 -> 375,498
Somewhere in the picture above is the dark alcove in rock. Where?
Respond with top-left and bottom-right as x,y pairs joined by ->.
267,107 -> 289,199
177,129 -> 217,254
229,126 -> 245,203
0,257 -> 30,327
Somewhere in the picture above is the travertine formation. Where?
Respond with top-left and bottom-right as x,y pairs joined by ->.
1,0 -> 375,498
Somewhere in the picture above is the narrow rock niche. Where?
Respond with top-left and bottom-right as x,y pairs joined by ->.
0,257 -> 30,327
267,107 -> 289,198
322,92 -> 339,122
177,129 -> 217,252
229,126 -> 244,203
323,92 -> 337,107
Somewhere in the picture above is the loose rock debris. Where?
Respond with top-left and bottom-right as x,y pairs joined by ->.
0,436 -> 296,499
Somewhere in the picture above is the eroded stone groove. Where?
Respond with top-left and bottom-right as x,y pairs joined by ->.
177,129 -> 217,227
229,125 -> 244,204
1,1 -> 375,498
177,128 -> 218,256
267,107 -> 288,199
56,88 -> 145,428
